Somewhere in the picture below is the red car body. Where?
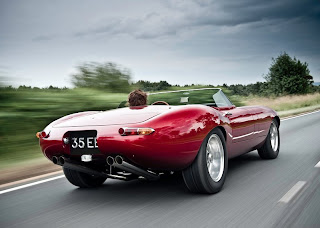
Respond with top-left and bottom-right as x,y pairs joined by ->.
39,91 -> 279,171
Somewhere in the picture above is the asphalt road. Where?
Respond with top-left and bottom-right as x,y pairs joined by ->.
1,111 -> 320,228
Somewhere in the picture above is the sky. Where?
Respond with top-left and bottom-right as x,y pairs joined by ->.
0,0 -> 319,87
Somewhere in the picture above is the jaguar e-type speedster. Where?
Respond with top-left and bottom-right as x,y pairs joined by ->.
37,88 -> 280,194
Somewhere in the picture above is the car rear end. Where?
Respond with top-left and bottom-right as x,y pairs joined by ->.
38,105 -> 212,182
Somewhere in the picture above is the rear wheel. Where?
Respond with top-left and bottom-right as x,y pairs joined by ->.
182,128 -> 228,194
63,167 -> 107,188
258,119 -> 280,159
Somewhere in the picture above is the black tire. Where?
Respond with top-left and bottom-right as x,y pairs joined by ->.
258,119 -> 280,159
182,128 -> 228,194
63,167 -> 107,188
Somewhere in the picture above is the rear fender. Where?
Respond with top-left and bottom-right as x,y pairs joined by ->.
125,105 -> 228,169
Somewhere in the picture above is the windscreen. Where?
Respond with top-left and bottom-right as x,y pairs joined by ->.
147,88 -> 233,107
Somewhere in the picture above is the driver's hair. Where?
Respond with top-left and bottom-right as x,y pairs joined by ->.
128,89 -> 147,107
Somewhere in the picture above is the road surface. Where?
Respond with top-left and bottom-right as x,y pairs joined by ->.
1,111 -> 320,228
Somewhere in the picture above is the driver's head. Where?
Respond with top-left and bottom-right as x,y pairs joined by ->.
128,89 -> 147,107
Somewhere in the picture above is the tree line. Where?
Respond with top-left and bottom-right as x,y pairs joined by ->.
69,52 -> 318,96
1,52 -> 318,96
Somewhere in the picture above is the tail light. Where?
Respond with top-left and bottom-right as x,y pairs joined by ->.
119,127 -> 155,136
36,131 -> 50,138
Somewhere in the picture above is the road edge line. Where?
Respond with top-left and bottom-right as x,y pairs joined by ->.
0,175 -> 65,195
0,170 -> 63,189
281,109 -> 320,121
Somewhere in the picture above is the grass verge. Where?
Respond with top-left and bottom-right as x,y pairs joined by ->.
242,93 -> 320,112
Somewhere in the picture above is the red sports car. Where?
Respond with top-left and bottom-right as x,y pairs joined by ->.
37,88 -> 280,194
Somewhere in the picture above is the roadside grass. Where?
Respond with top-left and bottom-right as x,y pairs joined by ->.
242,93 -> 320,111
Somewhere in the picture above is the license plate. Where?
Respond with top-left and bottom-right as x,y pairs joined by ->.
69,130 -> 100,155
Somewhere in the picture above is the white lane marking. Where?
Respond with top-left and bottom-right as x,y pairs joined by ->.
281,110 -> 320,122
0,170 -> 63,189
279,181 -> 306,203
315,161 -> 320,168
0,175 -> 65,195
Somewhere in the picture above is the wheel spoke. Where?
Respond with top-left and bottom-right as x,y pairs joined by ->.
269,123 -> 278,151
206,134 -> 224,182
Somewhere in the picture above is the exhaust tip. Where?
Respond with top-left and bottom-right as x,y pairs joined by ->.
115,155 -> 123,165
106,156 -> 114,166
52,156 -> 58,165
59,156 -> 65,165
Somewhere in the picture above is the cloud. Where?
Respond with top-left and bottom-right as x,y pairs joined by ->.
165,0 -> 319,27
71,0 -> 319,40
73,12 -> 186,39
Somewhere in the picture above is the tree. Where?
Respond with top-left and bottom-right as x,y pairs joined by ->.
133,80 -> 171,91
265,53 -> 313,95
157,80 -> 171,90
71,62 -> 132,92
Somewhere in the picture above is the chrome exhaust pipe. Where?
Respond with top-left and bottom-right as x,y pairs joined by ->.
59,156 -> 65,165
112,156 -> 159,181
106,156 -> 115,166
115,155 -> 123,165
52,156 -> 58,165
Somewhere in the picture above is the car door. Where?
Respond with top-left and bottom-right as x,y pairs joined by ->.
248,106 -> 273,142
222,106 -> 255,143
220,106 -> 256,157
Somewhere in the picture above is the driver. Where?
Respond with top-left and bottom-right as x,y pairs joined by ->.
128,89 -> 148,106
